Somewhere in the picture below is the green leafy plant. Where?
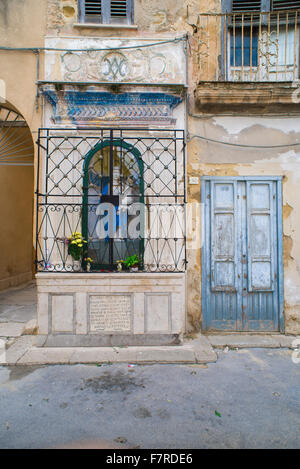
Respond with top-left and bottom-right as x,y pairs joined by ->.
124,254 -> 140,269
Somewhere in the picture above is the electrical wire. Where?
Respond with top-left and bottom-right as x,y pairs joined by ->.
0,36 -> 186,53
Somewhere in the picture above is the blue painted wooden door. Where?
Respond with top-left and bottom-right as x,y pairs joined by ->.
202,177 -> 284,332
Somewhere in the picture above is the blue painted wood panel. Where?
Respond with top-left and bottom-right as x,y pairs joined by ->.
201,176 -> 284,332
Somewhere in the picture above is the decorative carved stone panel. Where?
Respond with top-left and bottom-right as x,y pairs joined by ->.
43,88 -> 183,125
44,37 -> 187,85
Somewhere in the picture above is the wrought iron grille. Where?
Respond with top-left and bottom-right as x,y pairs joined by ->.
197,10 -> 300,81
36,128 -> 186,273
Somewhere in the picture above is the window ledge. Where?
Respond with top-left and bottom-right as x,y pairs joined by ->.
195,81 -> 300,114
73,23 -> 138,30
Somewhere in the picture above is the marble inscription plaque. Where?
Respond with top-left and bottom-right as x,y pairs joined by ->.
89,295 -> 131,333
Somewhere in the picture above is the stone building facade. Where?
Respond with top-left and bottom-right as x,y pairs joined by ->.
0,0 -> 300,343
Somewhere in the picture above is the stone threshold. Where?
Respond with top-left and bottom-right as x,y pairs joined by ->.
2,334 -> 217,366
38,333 -> 181,348
206,334 -> 300,349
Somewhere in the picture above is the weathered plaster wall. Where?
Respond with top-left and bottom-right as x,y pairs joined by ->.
0,0 -> 47,289
0,128 -> 34,290
186,115 -> 300,335
0,0 -> 46,127
46,0 -> 219,37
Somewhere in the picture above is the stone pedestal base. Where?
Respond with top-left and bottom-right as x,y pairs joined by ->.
36,273 -> 186,347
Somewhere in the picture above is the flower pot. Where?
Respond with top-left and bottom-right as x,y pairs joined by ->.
130,265 -> 139,272
73,260 -> 81,272
87,263 -> 91,272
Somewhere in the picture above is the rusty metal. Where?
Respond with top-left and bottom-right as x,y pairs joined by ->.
198,10 -> 300,81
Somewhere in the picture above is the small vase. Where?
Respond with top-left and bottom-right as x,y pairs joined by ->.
117,262 -> 123,272
87,263 -> 91,272
73,260 -> 81,272
130,266 -> 139,273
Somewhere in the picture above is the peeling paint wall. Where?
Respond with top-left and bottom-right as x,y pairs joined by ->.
46,0 -> 218,35
186,115 -> 300,335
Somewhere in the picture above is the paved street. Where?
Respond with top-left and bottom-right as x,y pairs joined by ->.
0,283 -> 36,324
0,348 -> 299,449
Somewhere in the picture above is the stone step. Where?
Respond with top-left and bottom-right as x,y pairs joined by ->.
207,334 -> 300,349
2,333 -> 217,366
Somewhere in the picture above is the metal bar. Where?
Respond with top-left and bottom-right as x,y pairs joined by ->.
242,13 -> 244,80
267,12 -> 271,81
45,129 -> 49,204
277,12 -> 280,81
35,128 -> 41,271
285,12 -> 289,77
250,13 -> 253,80
38,127 -> 185,132
120,128 -> 123,195
109,129 -> 114,267
294,11 -> 298,79
35,50 -> 40,111
259,12 -> 262,80
233,14 -> 236,70
197,9 -> 300,16
37,80 -> 188,88
224,14 -> 227,80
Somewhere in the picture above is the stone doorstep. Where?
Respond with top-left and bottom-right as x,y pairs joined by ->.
0,322 -> 26,338
2,332 -> 299,366
206,334 -> 300,349
2,334 -> 217,366
0,318 -> 38,340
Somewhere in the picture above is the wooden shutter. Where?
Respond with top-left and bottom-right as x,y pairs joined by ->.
210,181 -> 238,292
111,1 -> 127,18
232,1 -> 262,11
230,1 -> 267,24
84,0 -> 102,22
80,0 -> 133,24
272,0 -> 300,10
110,0 -> 133,24
246,181 -> 275,292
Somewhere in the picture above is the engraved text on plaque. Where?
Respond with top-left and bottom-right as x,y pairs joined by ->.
89,295 -> 132,333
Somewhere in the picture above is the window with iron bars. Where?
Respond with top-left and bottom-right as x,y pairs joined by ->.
78,0 -> 134,25
222,0 -> 300,81
35,128 -> 186,274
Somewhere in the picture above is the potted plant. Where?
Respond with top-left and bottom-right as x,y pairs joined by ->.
84,257 -> 94,272
124,254 -> 140,272
67,232 -> 87,271
116,260 -> 124,272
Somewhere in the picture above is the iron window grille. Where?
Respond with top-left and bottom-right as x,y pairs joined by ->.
78,0 -> 134,25
218,0 -> 300,80
36,128 -> 186,273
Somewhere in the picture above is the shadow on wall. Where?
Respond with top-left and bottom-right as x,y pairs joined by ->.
0,101 -> 34,291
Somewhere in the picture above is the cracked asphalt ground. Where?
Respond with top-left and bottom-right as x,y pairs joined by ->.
0,348 -> 299,449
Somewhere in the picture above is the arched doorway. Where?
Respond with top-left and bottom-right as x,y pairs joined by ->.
0,103 -> 34,290
82,139 -> 144,271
